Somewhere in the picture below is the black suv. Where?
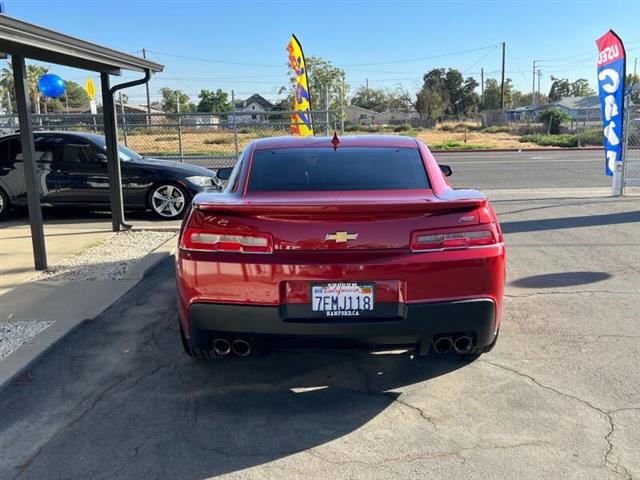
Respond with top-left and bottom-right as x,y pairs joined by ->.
0,132 -> 219,219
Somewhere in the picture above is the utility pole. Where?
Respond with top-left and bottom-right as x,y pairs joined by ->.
500,42 -> 506,110
365,78 -> 369,105
537,69 -> 542,102
142,48 -> 151,125
481,68 -> 484,107
532,60 -> 537,105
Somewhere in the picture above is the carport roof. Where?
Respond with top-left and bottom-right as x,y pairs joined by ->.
0,14 -> 164,75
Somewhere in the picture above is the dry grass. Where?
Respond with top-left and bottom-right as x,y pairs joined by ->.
124,127 -> 543,155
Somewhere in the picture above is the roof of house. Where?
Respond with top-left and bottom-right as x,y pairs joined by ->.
346,105 -> 378,114
235,93 -> 274,110
552,96 -> 601,110
373,109 -> 419,118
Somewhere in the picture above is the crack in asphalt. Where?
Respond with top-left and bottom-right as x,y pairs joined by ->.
480,359 -> 634,480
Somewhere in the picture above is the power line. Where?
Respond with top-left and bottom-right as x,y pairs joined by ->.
340,44 -> 500,67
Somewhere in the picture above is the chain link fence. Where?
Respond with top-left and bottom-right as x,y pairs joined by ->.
0,110 -> 342,169
622,103 -> 640,194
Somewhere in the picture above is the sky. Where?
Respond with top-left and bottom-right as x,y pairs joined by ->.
4,0 -> 640,106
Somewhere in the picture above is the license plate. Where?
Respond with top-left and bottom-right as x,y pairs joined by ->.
311,282 -> 375,317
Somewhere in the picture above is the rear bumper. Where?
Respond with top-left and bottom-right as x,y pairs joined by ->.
188,298 -> 496,354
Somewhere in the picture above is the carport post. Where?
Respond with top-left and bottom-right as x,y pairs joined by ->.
12,54 -> 47,270
100,72 -> 127,232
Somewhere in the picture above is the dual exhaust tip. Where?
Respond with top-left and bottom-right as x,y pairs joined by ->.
213,338 -> 251,357
433,335 -> 473,355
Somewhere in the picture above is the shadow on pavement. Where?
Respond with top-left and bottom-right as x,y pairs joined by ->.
0,259 -> 473,479
511,271 -> 612,289
501,210 -> 640,234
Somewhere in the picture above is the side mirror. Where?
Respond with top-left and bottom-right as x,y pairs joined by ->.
94,153 -> 108,163
216,167 -> 232,181
439,164 -> 453,177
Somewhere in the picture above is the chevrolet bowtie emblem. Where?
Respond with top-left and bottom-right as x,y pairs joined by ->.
325,232 -> 358,243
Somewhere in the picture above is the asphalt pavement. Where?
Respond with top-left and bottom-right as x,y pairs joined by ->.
0,150 -> 638,480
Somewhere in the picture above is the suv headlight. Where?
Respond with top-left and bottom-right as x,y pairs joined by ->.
186,176 -> 213,187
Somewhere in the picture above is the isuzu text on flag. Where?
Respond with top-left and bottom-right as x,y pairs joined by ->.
287,34 -> 314,136
596,30 -> 626,176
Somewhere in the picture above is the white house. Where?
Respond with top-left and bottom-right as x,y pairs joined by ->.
233,93 -> 274,124
345,105 -> 376,125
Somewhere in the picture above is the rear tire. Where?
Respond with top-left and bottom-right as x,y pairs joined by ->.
179,321 -> 217,360
0,187 -> 10,220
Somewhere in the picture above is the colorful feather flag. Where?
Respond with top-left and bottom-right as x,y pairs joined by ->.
287,34 -> 314,136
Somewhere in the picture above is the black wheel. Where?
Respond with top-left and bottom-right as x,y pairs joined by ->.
149,183 -> 190,220
179,321 -> 216,360
0,187 -> 10,220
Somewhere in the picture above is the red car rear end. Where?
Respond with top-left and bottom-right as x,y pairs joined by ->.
176,135 -> 505,358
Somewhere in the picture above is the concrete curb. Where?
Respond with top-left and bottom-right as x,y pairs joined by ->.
0,236 -> 178,391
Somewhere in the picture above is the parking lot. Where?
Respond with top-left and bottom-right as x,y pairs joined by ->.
0,150 -> 638,479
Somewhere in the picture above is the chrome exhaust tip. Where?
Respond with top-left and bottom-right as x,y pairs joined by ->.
453,335 -> 473,354
232,339 -> 251,357
433,336 -> 453,354
213,338 -> 231,356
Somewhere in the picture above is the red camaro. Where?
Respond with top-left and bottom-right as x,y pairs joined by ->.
176,135 -> 505,359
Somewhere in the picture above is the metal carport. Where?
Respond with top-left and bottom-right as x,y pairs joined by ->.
0,14 -> 164,269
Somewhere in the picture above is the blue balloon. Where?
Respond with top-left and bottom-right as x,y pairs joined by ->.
38,74 -> 65,98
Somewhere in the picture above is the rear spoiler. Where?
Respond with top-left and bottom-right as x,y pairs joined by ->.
194,189 -> 487,215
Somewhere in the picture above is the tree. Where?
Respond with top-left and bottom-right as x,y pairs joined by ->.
416,68 -> 479,115
549,77 -> 572,101
196,88 -> 230,112
0,62 -> 48,113
460,77 -> 480,113
482,78 -> 513,110
159,87 -> 193,112
511,91 -> 549,107
627,74 -> 640,104
63,80 -> 90,108
538,108 -> 571,134
416,89 -> 447,119
570,79 -> 595,97
350,86 -> 388,111
280,55 -> 349,114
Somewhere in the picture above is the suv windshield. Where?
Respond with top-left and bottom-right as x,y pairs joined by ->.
248,147 -> 429,192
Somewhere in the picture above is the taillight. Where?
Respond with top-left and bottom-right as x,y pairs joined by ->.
180,227 -> 273,254
411,229 -> 497,252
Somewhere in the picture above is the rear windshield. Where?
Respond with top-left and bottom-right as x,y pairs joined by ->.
248,147 -> 429,192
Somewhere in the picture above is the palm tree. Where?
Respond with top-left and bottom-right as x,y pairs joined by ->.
0,62 -> 49,113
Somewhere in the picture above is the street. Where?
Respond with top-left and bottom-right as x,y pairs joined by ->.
0,150 -> 639,479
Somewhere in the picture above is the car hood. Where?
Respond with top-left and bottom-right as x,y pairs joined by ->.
137,157 -> 215,177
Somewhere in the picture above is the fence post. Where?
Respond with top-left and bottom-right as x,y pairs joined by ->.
324,85 -> 330,136
176,91 -> 184,163
119,92 -> 128,147
614,92 -> 631,196
232,89 -> 239,159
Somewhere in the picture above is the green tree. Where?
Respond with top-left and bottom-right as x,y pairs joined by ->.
350,86 -> 388,111
460,77 -> 480,113
416,89 -> 447,119
482,78 -> 513,110
570,78 -> 595,97
281,55 -> 349,114
511,91 -> 549,107
626,74 -> 640,104
549,77 -> 572,101
196,88 -> 230,112
538,108 -> 571,134
63,80 -> 90,108
159,87 -> 193,112
0,62 -> 49,113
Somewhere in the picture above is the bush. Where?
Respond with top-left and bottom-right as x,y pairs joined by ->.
345,124 -> 360,132
520,128 -> 603,148
538,108 -> 571,134
154,135 -> 178,142
482,125 -> 512,134
203,137 -> 232,145
393,124 -> 412,132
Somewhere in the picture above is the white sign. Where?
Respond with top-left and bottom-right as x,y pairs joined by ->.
89,100 -> 97,115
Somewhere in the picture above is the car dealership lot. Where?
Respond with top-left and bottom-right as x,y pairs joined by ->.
0,151 -> 638,479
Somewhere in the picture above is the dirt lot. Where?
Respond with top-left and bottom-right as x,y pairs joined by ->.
123,127 -> 541,157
